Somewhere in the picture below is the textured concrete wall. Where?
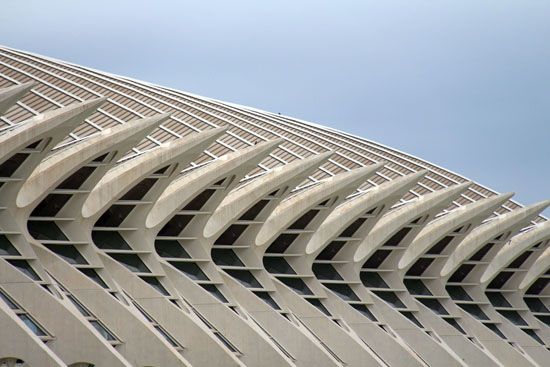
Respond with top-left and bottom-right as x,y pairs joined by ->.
0,47 -> 548,367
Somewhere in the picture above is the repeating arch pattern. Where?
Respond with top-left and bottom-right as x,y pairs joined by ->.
0,45 -> 548,366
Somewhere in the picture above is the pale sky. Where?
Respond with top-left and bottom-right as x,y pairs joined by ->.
1,0 -> 548,215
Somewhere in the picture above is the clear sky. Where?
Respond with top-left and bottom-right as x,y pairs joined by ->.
1,1 -> 548,215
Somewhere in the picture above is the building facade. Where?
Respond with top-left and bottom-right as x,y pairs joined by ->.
0,46 -> 548,366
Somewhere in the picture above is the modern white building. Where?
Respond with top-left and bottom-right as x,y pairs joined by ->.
0,45 -> 548,367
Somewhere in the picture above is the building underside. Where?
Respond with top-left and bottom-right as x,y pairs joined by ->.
0,45 -> 548,367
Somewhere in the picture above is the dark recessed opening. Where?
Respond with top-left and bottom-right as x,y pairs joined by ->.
0,235 -> 20,256
155,240 -> 190,258
324,283 -> 359,301
154,165 -> 170,174
534,315 -> 550,326
171,261 -> 208,281
278,277 -> 313,295
263,257 -> 296,275
140,276 -> 169,296
445,318 -> 466,334
239,199 -> 270,221
382,227 -> 412,247
487,271 -> 513,289
266,233 -> 299,253
523,329 -> 544,345
212,249 -> 244,267
307,298 -> 331,316
317,241 -> 346,260
7,260 -> 40,281
363,249 -> 391,269
183,189 -> 216,211
351,304 -> 377,321
469,243 -> 494,261
526,278 -> 548,295
120,177 -> 157,200
524,298 -> 549,313
508,251 -> 531,269
360,272 -> 389,288
253,291 -> 280,310
448,264 -> 475,283
339,217 -> 367,238
497,310 -> 528,326
225,269 -> 261,288
27,221 -> 68,241
446,286 -> 472,301
458,303 -> 489,321
31,194 -> 72,217
486,292 -> 511,308
214,224 -> 247,246
318,199 -> 330,207
159,215 -> 193,236
92,231 -> 131,250
78,268 -> 108,288
484,323 -> 505,339
427,236 -> 454,255
201,284 -> 228,303
288,210 -> 319,230
404,279 -> 432,295
95,205 -> 134,227
372,290 -> 405,308
418,298 -> 448,315
109,253 -> 150,273
406,258 -> 434,277
25,140 -> 41,149
0,153 -> 29,177
401,311 -> 423,328
56,166 -> 96,190
92,153 -> 109,162
312,263 -> 342,280
45,244 -> 87,265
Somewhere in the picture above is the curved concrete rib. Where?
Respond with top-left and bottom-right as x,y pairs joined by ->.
17,113 -> 169,209
9,114 -> 171,367
203,151 -> 333,240
354,181 -> 471,263
0,82 -> 35,116
482,221 -> 550,285
252,164 -> 403,367
31,244 -> 192,367
434,201 -> 550,367
21,124 -> 228,367
0,98 -> 108,287
442,200 -> 550,278
146,139 -> 282,229
0,97 -> 107,168
308,170 -> 427,257
520,246 -> 550,292
97,252 -> 244,367
399,192 -> 514,270
143,139 -> 295,367
1,46 -> 549,366
256,162 -> 384,250
203,152 -> 367,367
82,125 -> 227,219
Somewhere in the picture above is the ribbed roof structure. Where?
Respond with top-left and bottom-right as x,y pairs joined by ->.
0,45 -> 548,367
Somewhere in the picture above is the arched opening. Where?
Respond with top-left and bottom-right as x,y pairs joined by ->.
0,358 -> 26,367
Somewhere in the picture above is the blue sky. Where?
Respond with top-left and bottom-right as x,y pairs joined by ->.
1,1 -> 548,215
